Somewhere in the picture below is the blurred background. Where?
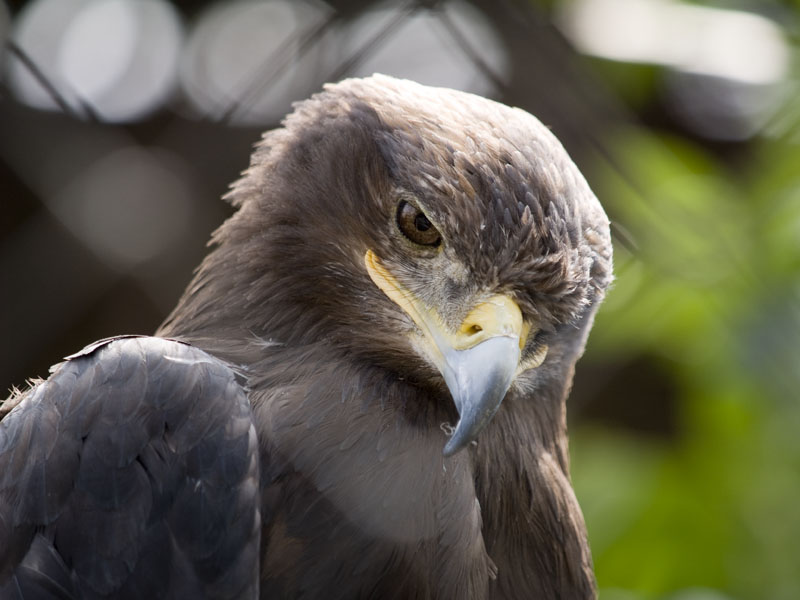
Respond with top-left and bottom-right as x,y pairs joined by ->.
1,0 -> 798,597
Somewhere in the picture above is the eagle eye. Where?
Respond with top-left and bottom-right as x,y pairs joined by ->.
396,201 -> 441,247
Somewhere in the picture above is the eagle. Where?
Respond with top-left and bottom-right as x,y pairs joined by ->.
0,75 -> 612,599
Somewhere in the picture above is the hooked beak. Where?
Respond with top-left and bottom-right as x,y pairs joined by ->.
437,334 -> 520,456
365,250 -> 545,456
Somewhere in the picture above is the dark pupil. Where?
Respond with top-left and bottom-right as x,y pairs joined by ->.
397,201 -> 440,247
414,214 -> 432,231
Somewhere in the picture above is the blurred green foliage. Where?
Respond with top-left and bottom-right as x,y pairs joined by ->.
568,41 -> 800,599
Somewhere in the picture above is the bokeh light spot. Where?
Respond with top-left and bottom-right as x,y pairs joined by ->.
58,0 -> 182,121
343,0 -> 509,96
180,0 -> 331,125
46,146 -> 194,270
8,0 -> 181,121
7,0 -> 90,113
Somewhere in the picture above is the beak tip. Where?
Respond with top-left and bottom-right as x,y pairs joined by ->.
442,438 -> 461,457
441,417 -> 478,457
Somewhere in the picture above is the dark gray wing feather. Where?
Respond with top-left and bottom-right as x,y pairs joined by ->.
0,337 -> 260,599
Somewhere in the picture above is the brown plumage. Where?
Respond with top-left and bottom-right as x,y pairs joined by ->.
1,75 -> 612,599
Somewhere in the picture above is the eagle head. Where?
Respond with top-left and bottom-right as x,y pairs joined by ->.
162,74 -> 613,457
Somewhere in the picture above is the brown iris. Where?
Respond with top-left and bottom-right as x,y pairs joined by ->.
396,201 -> 441,247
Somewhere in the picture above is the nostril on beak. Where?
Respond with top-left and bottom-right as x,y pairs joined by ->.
466,324 -> 482,335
